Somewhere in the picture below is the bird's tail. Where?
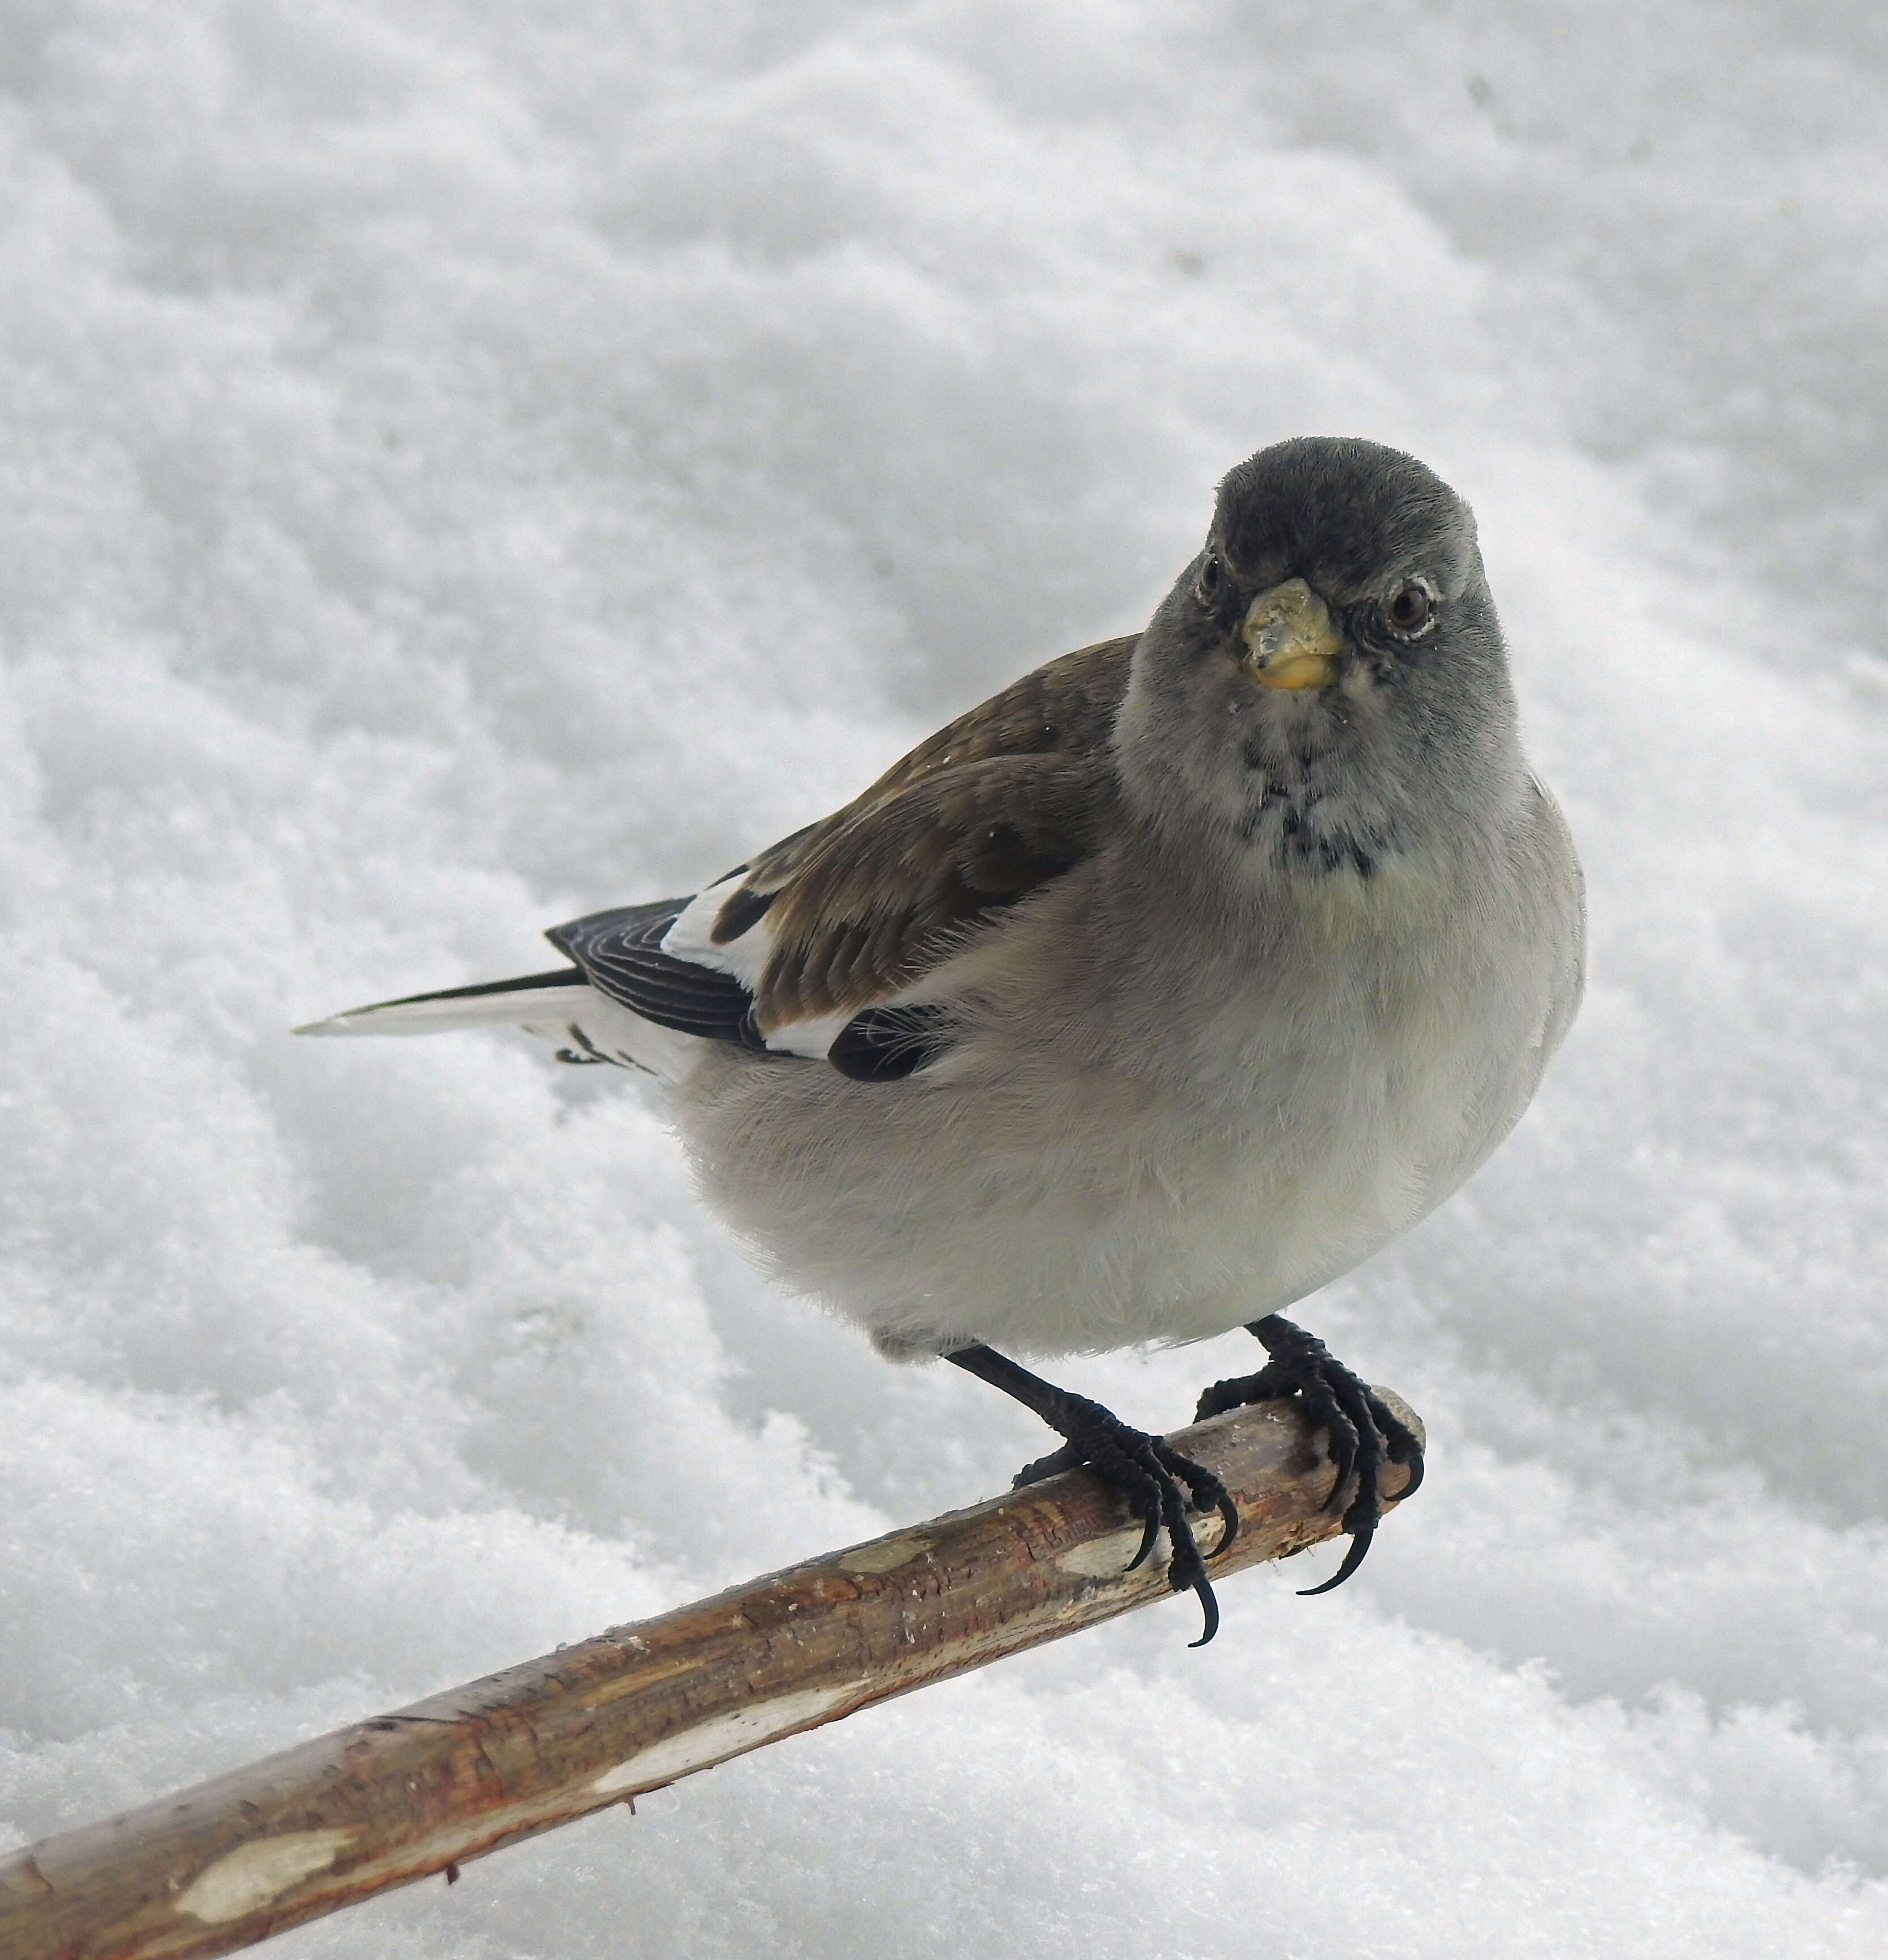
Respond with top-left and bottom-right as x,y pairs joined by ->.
294,970 -> 589,1037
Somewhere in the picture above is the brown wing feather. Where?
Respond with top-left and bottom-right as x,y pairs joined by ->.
705,635 -> 1137,1033
758,753 -> 1117,1027
724,636 -> 1135,909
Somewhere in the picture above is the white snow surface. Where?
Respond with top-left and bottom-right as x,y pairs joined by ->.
3,3 -> 1888,1954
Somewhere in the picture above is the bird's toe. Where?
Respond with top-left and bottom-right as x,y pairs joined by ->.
1191,1315 -> 1421,1595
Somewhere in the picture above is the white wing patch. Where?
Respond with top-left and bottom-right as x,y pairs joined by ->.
660,873 -> 846,1059
661,869 -> 973,1070
660,873 -> 773,991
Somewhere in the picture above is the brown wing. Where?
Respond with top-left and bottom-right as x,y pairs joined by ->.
723,636 -> 1134,910
711,635 -> 1135,1032
757,751 -> 1117,1028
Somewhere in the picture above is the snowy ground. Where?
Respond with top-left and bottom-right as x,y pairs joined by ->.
3,3 -> 1887,1955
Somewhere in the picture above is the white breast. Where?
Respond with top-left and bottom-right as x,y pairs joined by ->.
672,813 -> 1583,1360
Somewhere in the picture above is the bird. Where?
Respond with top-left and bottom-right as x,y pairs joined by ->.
298,436 -> 1586,1644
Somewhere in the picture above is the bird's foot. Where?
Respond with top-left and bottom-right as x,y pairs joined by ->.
1011,1401 -> 1239,1648
1193,1314 -> 1422,1595
944,1343 -> 1239,1645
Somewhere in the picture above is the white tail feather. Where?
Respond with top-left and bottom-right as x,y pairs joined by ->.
294,984 -> 590,1037
295,982 -> 708,1084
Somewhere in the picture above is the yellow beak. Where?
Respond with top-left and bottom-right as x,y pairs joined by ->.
1240,578 -> 1342,690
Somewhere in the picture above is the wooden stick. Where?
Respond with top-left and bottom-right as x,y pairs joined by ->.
1,1391 -> 1420,1960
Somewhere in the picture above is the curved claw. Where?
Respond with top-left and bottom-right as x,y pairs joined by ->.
1297,1522 -> 1375,1596
1161,1447 -> 1240,1565
1208,1487 -> 1241,1560
1194,1318 -> 1420,1603
1319,1392 -> 1361,1488
951,1347 -> 1233,1647
1125,1505 -> 1163,1573
1363,1389 -> 1425,1502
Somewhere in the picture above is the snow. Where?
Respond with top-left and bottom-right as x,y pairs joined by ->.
3,2 -> 1887,1953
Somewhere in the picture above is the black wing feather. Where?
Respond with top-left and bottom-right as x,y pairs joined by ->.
546,899 -> 768,1050
825,1005 -> 955,1082
546,898 -> 959,1080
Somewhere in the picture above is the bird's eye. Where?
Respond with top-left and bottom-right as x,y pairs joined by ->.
1196,554 -> 1226,603
1384,580 -> 1436,637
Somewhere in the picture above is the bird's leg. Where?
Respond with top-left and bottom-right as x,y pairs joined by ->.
945,1344 -> 1240,1647
1193,1314 -> 1423,1596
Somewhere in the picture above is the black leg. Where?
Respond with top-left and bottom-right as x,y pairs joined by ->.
947,1344 -> 1240,1647
1193,1314 -> 1422,1595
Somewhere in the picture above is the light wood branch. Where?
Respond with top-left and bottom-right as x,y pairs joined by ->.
1,1389 -> 1420,1960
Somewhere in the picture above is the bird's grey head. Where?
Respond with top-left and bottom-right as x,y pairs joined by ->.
1115,436 -> 1523,880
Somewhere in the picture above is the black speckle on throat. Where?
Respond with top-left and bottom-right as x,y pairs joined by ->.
1241,779 -> 1383,879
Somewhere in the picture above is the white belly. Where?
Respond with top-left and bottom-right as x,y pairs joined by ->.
671,840 -> 1578,1359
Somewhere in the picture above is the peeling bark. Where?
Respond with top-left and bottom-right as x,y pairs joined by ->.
1,1391 -> 1420,1960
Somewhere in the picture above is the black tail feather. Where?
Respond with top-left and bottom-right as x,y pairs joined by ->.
369,968 -> 588,1009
